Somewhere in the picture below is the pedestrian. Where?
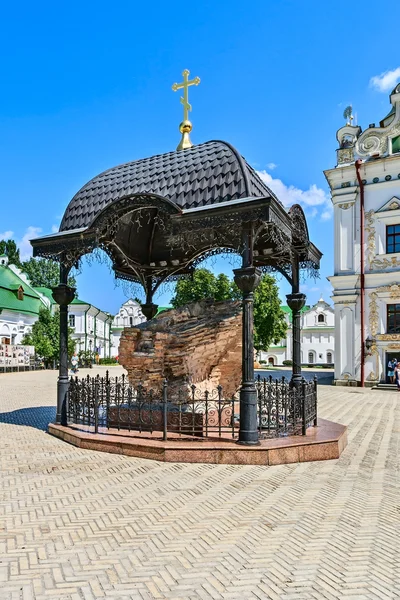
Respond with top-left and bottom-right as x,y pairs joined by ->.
395,361 -> 400,391
388,358 -> 395,383
71,352 -> 79,375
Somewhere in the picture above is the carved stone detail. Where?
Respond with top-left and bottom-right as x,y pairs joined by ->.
369,291 -> 379,337
376,334 -> 400,341
367,371 -> 379,381
338,202 -> 355,210
365,210 -> 376,269
356,120 -> 400,158
364,210 -> 400,270
337,147 -> 354,165
388,343 -> 400,350
376,284 -> 400,299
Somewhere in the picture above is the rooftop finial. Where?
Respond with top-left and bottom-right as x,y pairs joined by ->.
172,69 -> 200,150
343,105 -> 354,126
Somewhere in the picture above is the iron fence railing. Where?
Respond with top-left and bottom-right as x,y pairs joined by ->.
67,372 -> 317,440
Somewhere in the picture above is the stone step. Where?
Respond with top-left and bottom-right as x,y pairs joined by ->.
372,383 -> 399,391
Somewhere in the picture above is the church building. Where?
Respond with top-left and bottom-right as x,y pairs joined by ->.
325,83 -> 400,385
260,297 -> 334,366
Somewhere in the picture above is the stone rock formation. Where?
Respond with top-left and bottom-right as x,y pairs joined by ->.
119,299 -> 242,398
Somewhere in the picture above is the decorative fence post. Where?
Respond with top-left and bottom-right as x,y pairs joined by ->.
162,379 -> 168,441
94,374 -> 99,434
301,377 -> 307,436
313,375 -> 318,427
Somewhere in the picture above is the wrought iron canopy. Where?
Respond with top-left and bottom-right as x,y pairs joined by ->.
31,140 -> 322,290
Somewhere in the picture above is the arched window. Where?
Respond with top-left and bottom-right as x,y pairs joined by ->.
327,352 -> 333,364
129,316 -> 133,326
308,352 -> 314,364
318,313 -> 325,323
268,357 -> 275,366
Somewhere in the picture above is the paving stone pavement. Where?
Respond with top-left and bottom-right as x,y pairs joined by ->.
0,367 -> 399,600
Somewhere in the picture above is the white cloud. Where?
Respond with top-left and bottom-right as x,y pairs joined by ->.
0,230 -> 14,240
266,162 -> 277,170
256,170 -> 332,220
51,224 -> 59,233
370,67 -> 400,93
18,226 -> 42,261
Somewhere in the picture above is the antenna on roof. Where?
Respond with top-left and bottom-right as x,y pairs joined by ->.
343,105 -> 354,125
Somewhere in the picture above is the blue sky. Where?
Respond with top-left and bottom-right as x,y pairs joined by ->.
1,0 -> 399,313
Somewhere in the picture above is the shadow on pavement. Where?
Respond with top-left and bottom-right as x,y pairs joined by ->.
0,406 -> 56,431
257,369 -> 334,386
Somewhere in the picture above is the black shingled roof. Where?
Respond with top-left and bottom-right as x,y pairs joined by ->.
60,140 -> 275,231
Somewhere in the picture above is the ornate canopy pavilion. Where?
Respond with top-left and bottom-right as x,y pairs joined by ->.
31,139 -> 321,445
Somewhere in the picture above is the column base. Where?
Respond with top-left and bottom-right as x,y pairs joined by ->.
57,376 -> 69,426
237,383 -> 260,445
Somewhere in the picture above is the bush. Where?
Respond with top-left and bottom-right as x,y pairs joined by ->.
99,357 -> 118,365
282,360 -> 292,366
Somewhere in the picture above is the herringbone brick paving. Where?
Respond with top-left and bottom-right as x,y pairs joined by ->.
0,368 -> 398,600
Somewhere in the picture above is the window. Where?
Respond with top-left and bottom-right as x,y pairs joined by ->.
392,135 -> 400,154
129,316 -> 133,326
387,304 -> 400,333
69,314 -> 75,328
308,352 -> 314,364
327,352 -> 333,364
386,224 -> 400,254
318,313 -> 325,323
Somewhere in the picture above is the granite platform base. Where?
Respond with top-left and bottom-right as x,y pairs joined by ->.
48,419 -> 347,466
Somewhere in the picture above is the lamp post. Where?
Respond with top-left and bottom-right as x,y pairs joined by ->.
365,335 -> 375,356
52,276 -> 76,426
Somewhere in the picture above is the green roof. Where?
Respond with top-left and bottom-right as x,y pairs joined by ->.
280,305 -> 310,323
155,306 -> 171,316
0,266 -> 47,316
71,298 -> 89,305
34,287 -> 56,304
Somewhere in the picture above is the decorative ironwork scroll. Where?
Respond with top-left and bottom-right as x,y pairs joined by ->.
66,372 -> 317,441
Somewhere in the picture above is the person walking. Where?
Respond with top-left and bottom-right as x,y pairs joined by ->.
71,352 -> 79,375
394,361 -> 400,391
388,358 -> 395,383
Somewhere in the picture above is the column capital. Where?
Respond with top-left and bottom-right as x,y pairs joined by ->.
141,303 -> 158,321
286,292 -> 306,312
233,267 -> 262,294
52,284 -> 76,306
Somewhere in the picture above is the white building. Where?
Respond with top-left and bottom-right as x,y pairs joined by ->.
325,83 -> 400,385
68,299 -> 113,359
36,287 -> 114,358
260,298 -> 335,366
110,299 -> 146,356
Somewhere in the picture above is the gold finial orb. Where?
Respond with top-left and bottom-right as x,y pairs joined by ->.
172,69 -> 200,150
179,120 -> 192,134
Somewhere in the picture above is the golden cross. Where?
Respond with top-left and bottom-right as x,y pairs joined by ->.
172,69 -> 201,122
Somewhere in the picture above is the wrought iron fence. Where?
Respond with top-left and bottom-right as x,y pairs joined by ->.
67,372 -> 317,440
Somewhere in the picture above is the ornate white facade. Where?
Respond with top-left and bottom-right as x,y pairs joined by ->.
111,299 -> 146,356
325,83 -> 400,385
260,298 -> 335,366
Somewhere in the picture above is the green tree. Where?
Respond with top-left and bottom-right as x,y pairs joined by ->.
22,257 -> 77,290
253,274 -> 287,351
171,268 -> 287,351
171,268 -> 218,307
22,307 -> 75,366
0,239 -> 22,268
